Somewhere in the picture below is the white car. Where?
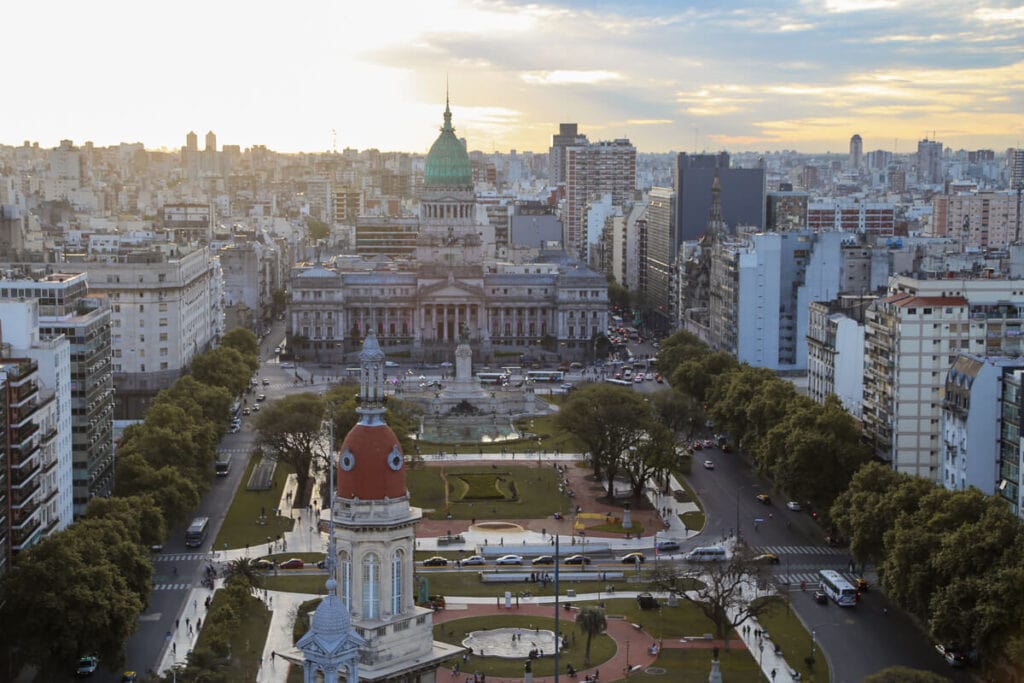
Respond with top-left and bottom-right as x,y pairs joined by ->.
461,555 -> 487,566
703,460 -> 715,470
786,501 -> 802,512
495,554 -> 523,565
384,360 -> 399,368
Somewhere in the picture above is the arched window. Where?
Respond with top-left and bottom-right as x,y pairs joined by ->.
339,551 -> 351,609
362,553 -> 380,619
391,550 -> 404,615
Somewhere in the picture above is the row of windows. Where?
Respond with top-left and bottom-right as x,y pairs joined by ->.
337,550 -> 404,620
112,362 -> 169,372
113,303 -> 169,312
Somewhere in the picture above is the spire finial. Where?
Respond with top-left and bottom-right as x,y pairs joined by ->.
442,78 -> 453,132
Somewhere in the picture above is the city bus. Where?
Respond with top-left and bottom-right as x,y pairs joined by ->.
214,453 -> 232,477
818,570 -> 858,607
477,372 -> 508,385
526,370 -> 564,383
605,377 -> 632,387
185,516 -> 210,548
500,366 -> 522,376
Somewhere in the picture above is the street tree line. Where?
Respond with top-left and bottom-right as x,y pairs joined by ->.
833,463 -> 1024,674
0,328 -> 259,676
656,330 -> 870,520
655,330 -> 1024,675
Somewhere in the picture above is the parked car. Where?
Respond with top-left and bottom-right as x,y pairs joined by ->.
691,441 -> 703,450
252,404 -> 261,412
531,555 -> 554,565
274,346 -> 281,354
278,558 -> 304,569
563,554 -> 591,565
752,553 -> 780,564
703,460 -> 715,470
254,559 -> 275,570
421,556 -> 449,567
242,408 -> 251,415
656,540 -> 681,553
495,554 -> 523,565
461,555 -> 487,566
76,656 -> 99,677
935,644 -> 975,668
256,394 -> 266,402
230,424 -> 240,433
756,493 -> 772,505
786,501 -> 802,511
702,439 -> 715,449
262,378 -> 271,385
121,673 -> 138,683
280,362 -> 295,369
620,552 -> 645,564
560,383 -> 573,391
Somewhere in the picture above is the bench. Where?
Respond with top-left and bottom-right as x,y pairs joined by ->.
478,571 -> 625,583
436,535 -> 465,546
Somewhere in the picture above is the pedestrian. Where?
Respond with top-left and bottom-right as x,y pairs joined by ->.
193,599 -> 198,611
198,618 -> 202,629
771,669 -> 776,680
272,651 -> 276,661
172,643 -> 177,654
175,618 -> 180,630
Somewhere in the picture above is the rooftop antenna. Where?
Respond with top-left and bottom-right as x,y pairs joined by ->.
331,129 -> 337,154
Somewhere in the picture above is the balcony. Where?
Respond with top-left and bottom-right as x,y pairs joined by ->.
10,422 -> 39,449
10,381 -> 38,407
11,472 -> 41,503
12,516 -> 42,550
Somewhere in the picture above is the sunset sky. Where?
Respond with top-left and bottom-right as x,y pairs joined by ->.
6,0 -> 1023,154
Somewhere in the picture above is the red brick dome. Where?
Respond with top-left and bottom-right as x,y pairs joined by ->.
336,423 -> 406,500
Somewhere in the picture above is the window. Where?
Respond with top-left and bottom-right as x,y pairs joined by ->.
159,318 -> 168,327
160,333 -> 168,342
362,553 -> 380,619
339,552 -> 351,609
160,362 -> 168,370
159,303 -> 168,312
391,550 -> 404,615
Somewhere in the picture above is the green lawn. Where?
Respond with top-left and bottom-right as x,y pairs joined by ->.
575,597 -> 734,642
434,614 -> 616,677
755,596 -> 830,682
613,647 -> 761,682
214,453 -> 295,550
193,591 -> 271,680
408,465 -> 573,520
681,511 -> 706,533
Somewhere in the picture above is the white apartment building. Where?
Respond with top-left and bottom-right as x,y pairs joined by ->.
932,191 -> 1022,249
0,300 -> 73,536
941,355 -> 1022,493
61,245 -> 224,419
864,275 -> 1024,480
807,297 -> 872,419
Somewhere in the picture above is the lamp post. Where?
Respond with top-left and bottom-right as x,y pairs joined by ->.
809,629 -> 816,665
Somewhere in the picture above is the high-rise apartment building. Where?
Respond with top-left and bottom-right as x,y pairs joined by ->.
674,153 -> 765,242
644,188 -> 676,324
564,139 -> 636,257
998,369 -> 1024,519
863,275 -> 1024,480
765,191 -> 808,232
0,356 -> 49,576
849,134 -> 863,171
807,296 -> 874,418
932,191 -> 1022,248
0,272 -> 113,517
548,123 -> 587,185
917,139 -> 943,185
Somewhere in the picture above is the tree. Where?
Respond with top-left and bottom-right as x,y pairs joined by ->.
621,422 -> 678,497
86,495 -> 166,547
557,384 -> 655,496
863,666 -> 951,683
575,606 -> 607,665
649,388 -> 704,439
0,521 -> 148,674
271,288 -> 288,316
676,554 -> 782,650
606,279 -> 631,312
831,462 -> 932,565
653,330 -> 707,380
221,326 -> 260,360
253,392 -> 326,497
307,218 -> 330,241
671,350 -> 738,404
154,375 -> 233,432
224,558 -> 265,595
118,402 -> 215,484
706,366 -> 777,448
324,383 -> 422,454
113,452 -> 200,529
191,346 -> 254,397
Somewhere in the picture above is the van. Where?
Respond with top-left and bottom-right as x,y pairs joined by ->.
685,546 -> 728,562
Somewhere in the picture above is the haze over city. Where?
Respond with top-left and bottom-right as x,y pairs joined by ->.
8,0 -> 1023,154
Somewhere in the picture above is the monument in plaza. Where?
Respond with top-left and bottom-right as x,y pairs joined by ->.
409,326 -> 554,444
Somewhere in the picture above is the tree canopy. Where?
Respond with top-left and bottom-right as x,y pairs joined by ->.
190,346 -> 254,397
253,392 -> 326,497
221,326 -> 260,360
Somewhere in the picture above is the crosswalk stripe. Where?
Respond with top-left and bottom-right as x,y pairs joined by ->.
153,553 -> 205,562
153,583 -> 190,591
755,545 -> 844,556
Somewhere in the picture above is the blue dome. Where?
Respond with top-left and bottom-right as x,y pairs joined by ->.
424,102 -> 472,188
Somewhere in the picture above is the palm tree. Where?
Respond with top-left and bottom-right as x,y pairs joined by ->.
576,605 -> 607,665
224,558 -> 264,595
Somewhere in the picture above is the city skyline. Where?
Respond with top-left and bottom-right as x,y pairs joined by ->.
6,0 -> 1023,155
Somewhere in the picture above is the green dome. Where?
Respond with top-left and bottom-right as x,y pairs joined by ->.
424,102 -> 472,188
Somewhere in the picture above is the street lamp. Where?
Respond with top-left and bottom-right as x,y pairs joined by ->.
809,629 -> 816,665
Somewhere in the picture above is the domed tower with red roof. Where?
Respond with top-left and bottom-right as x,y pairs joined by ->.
330,326 -> 464,681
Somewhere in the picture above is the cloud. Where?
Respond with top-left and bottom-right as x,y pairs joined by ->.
974,5 -> 1024,25
520,70 -> 624,85
822,0 -> 902,12
624,119 -> 674,125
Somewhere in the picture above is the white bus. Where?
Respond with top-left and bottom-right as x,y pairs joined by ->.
185,516 -> 210,548
526,370 -> 564,383
477,372 -> 508,385
606,378 -> 633,387
819,570 -> 858,607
